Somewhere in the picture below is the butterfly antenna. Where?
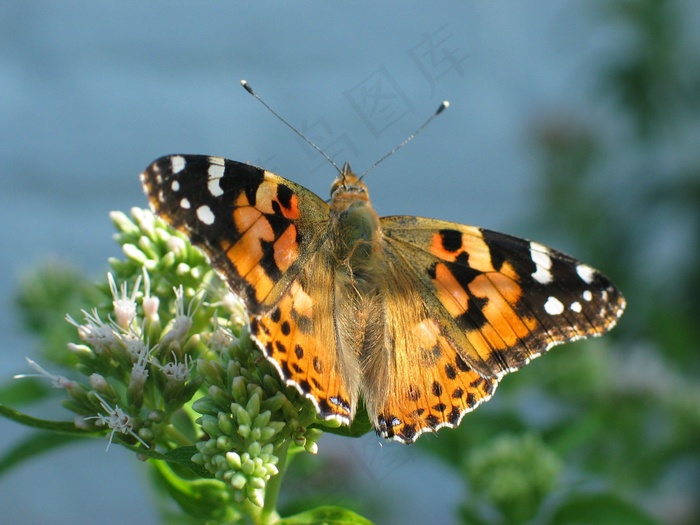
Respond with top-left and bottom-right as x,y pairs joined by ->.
240,80 -> 343,175
359,100 -> 450,181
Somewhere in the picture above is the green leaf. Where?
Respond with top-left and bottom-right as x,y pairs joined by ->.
279,506 -> 374,525
115,443 -> 213,479
150,459 -> 237,523
162,446 -> 213,479
548,493 -> 662,525
0,430 -> 83,477
0,378 -> 51,406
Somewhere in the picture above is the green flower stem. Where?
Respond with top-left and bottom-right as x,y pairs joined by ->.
258,439 -> 290,525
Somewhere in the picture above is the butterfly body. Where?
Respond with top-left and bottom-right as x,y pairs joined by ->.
141,154 -> 625,443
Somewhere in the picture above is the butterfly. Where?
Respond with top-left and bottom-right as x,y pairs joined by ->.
141,154 -> 625,443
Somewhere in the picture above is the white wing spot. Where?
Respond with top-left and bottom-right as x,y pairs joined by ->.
171,155 -> 186,174
207,169 -> 225,200
530,242 -> 553,284
576,264 -> 596,284
602,290 -> 609,302
171,180 -> 180,192
570,301 -> 582,313
544,296 -> 564,315
208,177 -> 224,197
197,205 -> 215,225
583,290 -> 593,301
180,198 -> 191,209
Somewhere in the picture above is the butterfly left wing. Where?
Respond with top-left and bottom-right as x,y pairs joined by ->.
373,215 -> 625,442
141,155 -> 356,423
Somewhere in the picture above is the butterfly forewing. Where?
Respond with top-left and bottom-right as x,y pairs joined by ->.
141,155 -> 329,313
381,216 -> 626,373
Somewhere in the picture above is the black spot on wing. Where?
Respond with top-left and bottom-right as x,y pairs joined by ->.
399,424 -> 417,442
281,320 -> 291,335
425,414 -> 440,428
470,377 -> 484,388
447,407 -> 461,425
277,183 -> 294,209
439,229 -> 463,253
267,214 -> 295,238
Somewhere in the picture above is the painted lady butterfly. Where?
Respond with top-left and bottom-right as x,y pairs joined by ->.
141,154 -> 625,443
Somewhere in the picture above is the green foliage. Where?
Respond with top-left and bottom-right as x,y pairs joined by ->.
549,493 -> 663,525
463,434 -> 562,524
277,506 -> 374,525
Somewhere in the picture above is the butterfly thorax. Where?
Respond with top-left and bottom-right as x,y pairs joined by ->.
328,164 -> 383,277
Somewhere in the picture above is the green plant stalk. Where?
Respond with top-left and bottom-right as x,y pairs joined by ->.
259,439 -> 290,524
162,425 -> 193,448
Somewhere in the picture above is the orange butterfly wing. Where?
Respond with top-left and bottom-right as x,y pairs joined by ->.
372,215 -> 625,442
141,155 -> 354,422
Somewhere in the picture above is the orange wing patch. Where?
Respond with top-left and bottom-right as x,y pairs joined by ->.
250,276 -> 354,423
377,315 -> 498,443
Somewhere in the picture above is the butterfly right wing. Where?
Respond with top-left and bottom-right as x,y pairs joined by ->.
141,155 -> 354,422
370,215 -> 625,443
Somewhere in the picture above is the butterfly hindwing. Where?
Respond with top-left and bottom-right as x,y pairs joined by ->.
361,248 -> 499,443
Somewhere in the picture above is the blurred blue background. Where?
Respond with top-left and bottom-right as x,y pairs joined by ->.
2,2 -> 699,524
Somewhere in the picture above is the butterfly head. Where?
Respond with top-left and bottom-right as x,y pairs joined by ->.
330,162 -> 370,203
